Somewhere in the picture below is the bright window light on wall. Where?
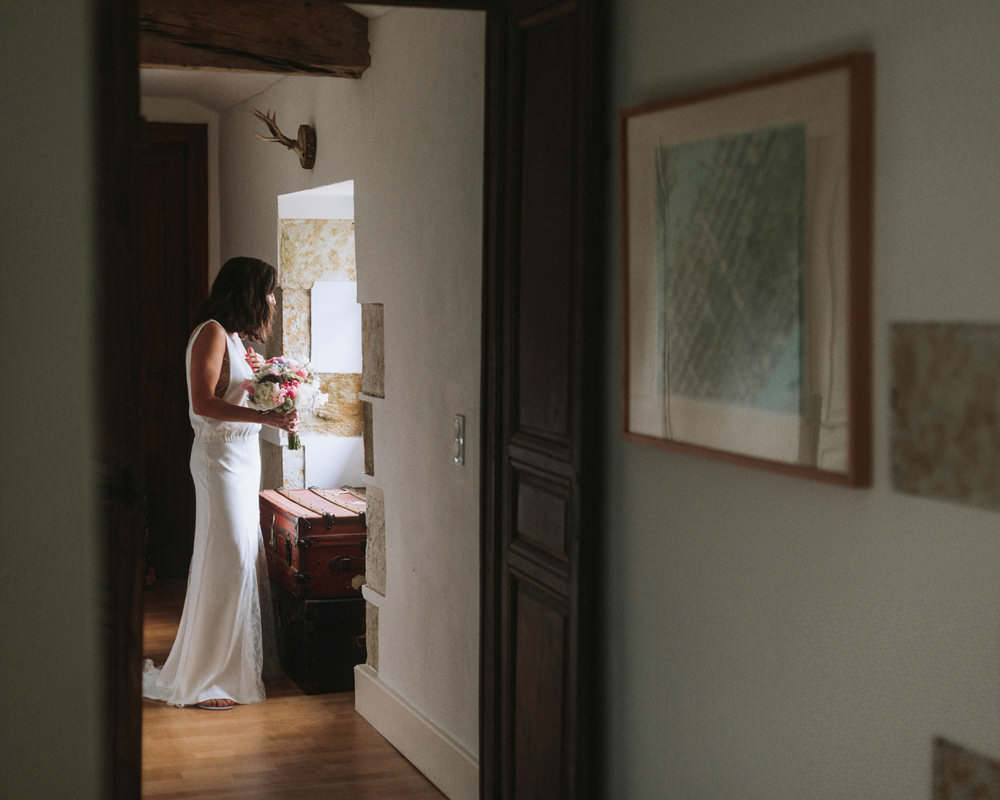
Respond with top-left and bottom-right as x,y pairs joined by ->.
277,179 -> 355,220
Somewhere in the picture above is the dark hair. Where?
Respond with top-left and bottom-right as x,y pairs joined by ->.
196,257 -> 277,341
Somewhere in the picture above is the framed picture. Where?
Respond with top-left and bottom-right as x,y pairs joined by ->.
621,53 -> 873,486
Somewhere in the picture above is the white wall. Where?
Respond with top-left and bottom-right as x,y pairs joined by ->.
605,1 -> 1000,798
354,9 -> 484,772
140,96 -> 223,282
219,6 -> 485,779
278,179 -> 356,220
0,1 -> 101,797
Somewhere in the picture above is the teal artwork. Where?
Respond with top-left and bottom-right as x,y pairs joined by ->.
655,123 -> 806,416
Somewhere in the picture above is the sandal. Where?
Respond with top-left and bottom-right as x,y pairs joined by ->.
196,699 -> 235,710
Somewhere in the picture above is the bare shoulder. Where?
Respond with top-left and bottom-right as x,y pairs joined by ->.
191,320 -> 227,358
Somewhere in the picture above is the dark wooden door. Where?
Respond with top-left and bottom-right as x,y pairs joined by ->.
139,122 -> 208,579
482,1 -> 606,797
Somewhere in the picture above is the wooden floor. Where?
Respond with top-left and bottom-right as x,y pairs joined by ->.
142,580 -> 444,799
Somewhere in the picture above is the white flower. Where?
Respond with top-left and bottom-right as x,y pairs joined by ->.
250,381 -> 282,410
293,383 -> 321,410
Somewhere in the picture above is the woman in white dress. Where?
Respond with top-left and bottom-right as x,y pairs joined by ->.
143,257 -> 297,710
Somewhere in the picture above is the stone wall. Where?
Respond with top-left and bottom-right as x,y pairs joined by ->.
260,217 -> 363,489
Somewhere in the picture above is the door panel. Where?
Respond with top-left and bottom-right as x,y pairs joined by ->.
484,0 -> 604,796
516,13 -> 576,442
513,464 -> 571,567
512,578 -> 568,799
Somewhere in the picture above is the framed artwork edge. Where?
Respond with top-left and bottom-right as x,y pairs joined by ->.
618,51 -> 874,123
620,51 -> 874,488
622,431 -> 866,488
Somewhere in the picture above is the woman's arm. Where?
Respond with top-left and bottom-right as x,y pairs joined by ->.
189,322 -> 298,432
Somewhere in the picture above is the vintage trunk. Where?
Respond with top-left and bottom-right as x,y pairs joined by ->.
261,487 -> 368,693
272,589 -> 366,694
259,488 -> 366,600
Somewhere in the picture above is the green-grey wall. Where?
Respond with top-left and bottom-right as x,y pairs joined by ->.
605,1 -> 1000,797
0,1 -> 102,798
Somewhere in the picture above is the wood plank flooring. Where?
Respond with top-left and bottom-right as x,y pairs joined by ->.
142,580 -> 445,799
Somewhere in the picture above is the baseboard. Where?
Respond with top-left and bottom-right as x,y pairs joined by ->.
361,584 -> 385,607
354,665 -> 479,800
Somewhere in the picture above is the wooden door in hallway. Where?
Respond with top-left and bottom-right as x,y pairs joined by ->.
139,121 -> 208,580
482,0 -> 606,797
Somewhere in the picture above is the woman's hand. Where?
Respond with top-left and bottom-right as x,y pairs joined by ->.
266,410 -> 299,434
245,347 -> 265,372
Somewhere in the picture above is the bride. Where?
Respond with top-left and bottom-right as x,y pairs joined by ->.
143,256 -> 297,710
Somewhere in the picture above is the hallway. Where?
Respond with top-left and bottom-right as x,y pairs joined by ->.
142,581 -> 444,799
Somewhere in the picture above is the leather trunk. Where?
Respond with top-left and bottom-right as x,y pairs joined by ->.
259,488 -> 367,600
272,588 -> 366,694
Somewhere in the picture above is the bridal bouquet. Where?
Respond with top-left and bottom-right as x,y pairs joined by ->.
243,356 -> 327,450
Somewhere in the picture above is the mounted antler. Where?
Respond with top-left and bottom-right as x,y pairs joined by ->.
253,108 -> 317,169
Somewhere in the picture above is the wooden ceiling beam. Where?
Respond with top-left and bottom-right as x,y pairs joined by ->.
139,0 -> 370,78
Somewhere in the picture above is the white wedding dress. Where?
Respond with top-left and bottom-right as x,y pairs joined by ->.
143,319 -> 276,706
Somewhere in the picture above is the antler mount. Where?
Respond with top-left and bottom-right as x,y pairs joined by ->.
253,109 -> 316,170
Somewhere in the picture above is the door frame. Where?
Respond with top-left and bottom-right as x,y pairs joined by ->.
95,1 -> 603,797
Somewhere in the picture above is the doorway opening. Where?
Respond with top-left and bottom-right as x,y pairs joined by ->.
137,8 -> 485,799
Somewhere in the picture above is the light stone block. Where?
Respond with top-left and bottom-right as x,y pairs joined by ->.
282,288 -> 310,362
362,303 -> 385,398
891,322 -> 1000,512
260,440 -> 284,490
365,485 -> 385,594
933,737 -> 1000,798
366,602 -> 379,671
362,400 -> 374,476
279,218 -> 356,288
309,373 -> 363,436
